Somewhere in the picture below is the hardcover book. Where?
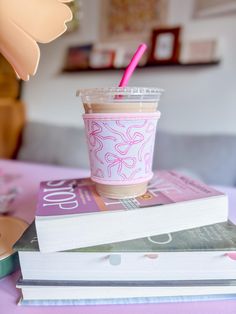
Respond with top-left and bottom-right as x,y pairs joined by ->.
14,220 -> 236,281
35,171 -> 228,252
18,294 -> 236,306
16,277 -> 236,302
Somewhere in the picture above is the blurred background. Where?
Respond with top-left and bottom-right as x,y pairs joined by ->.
1,0 -> 236,186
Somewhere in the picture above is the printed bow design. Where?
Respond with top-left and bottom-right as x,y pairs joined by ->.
144,152 -> 152,173
146,122 -> 155,133
104,122 -> 146,155
138,122 -> 155,161
115,132 -> 144,155
105,153 -> 136,179
93,168 -> 104,178
88,121 -> 115,164
89,122 -> 103,146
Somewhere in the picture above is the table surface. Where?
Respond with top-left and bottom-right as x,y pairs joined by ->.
1,159 -> 236,314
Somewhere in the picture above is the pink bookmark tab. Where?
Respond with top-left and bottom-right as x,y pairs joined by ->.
144,254 -> 159,259
225,252 -> 236,260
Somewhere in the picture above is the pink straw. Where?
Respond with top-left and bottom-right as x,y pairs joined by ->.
118,43 -> 147,87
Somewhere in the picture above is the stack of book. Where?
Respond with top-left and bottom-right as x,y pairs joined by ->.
14,171 -> 236,305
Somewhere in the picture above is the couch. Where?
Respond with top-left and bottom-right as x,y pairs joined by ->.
17,121 -> 236,186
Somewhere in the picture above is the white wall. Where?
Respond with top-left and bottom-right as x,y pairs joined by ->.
23,0 -> 236,134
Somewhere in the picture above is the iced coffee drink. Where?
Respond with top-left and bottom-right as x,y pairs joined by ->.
78,87 -> 163,199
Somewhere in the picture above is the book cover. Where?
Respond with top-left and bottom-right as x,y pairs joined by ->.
34,170 -> 228,253
14,220 -> 236,253
36,170 -> 224,217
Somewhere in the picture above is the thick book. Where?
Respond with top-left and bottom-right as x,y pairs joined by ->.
16,278 -> 236,301
35,171 -> 228,252
18,294 -> 236,306
14,221 -> 236,281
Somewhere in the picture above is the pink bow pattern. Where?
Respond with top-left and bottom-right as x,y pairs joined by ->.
138,122 -> 155,161
93,168 -> 104,178
105,153 -> 136,180
104,121 -> 146,155
84,116 -> 158,183
144,152 -> 152,173
115,132 -> 144,155
88,121 -> 115,164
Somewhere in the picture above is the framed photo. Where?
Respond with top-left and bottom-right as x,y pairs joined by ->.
63,44 -> 92,70
180,39 -> 218,63
100,0 -> 169,41
89,49 -> 115,69
194,0 -> 236,18
149,27 -> 181,63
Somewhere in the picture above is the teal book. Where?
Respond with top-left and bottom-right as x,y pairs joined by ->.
14,221 -> 236,281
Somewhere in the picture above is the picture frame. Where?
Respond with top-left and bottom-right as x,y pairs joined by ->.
149,27 -> 181,64
89,49 -> 115,69
180,39 -> 218,63
63,44 -> 92,70
100,0 -> 168,41
194,0 -> 236,18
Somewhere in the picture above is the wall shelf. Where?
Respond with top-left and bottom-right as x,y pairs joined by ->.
62,60 -> 220,73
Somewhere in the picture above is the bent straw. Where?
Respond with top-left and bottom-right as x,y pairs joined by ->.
118,43 -> 147,87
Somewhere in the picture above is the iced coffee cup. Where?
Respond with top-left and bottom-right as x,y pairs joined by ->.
78,87 -> 163,199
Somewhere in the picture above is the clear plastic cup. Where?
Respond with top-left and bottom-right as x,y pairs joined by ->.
78,87 -> 163,199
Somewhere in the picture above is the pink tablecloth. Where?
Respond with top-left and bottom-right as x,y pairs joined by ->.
0,159 -> 236,314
